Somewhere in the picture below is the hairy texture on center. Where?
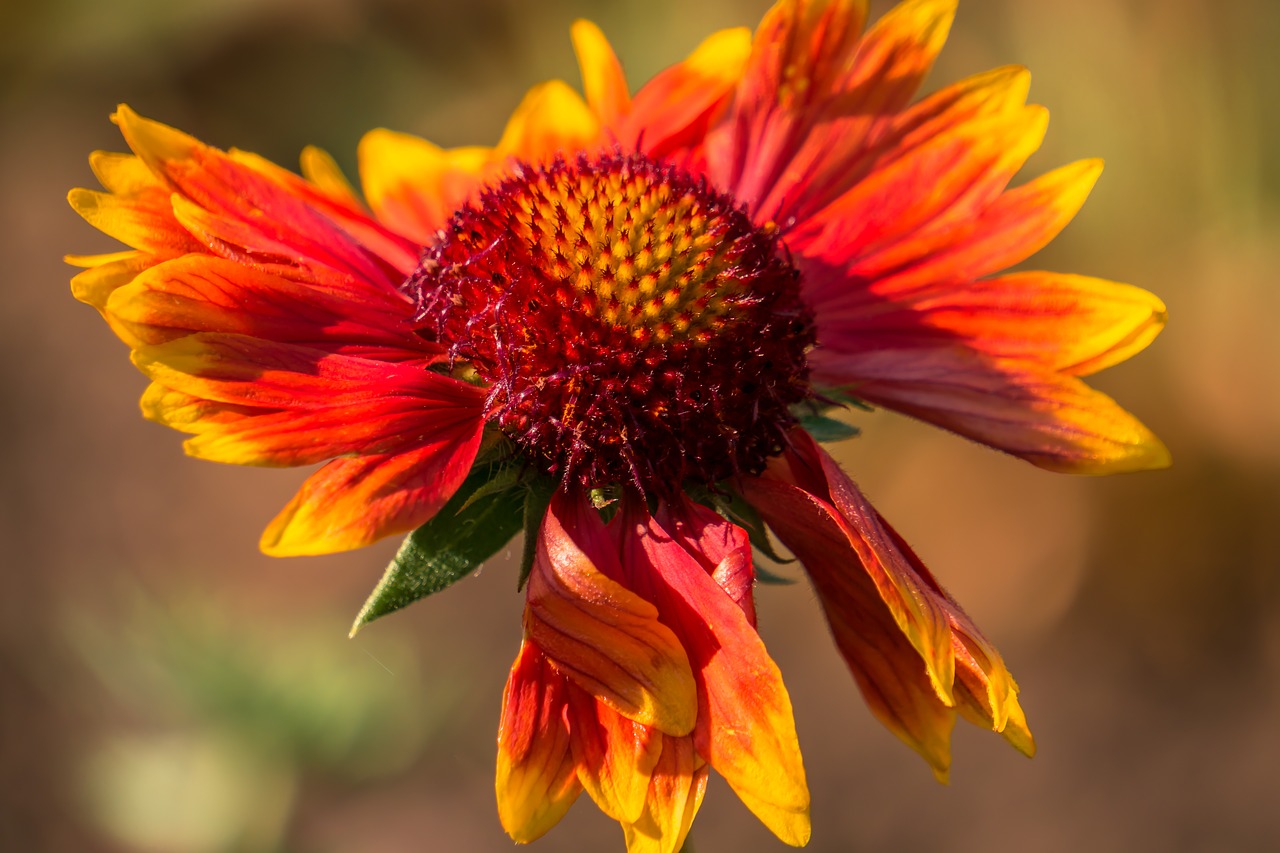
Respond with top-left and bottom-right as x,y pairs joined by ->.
406,152 -> 814,491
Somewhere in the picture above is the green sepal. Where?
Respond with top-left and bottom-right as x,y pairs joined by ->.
799,413 -> 861,443
516,475 -> 556,591
349,462 -> 526,636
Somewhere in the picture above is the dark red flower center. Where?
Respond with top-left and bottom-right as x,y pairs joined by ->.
406,152 -> 814,492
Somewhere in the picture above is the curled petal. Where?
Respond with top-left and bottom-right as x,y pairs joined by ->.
112,105 -> 399,288
496,641 -> 582,843
525,491 -> 698,737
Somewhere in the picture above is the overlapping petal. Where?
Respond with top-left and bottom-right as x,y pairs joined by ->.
524,492 -> 698,736
616,498 -> 810,846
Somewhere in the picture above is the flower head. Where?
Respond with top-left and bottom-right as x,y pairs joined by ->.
70,0 -> 1167,849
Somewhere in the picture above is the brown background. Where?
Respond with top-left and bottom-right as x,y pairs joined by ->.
3,0 -> 1278,850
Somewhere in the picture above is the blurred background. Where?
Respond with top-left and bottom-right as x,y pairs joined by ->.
3,0 -> 1278,850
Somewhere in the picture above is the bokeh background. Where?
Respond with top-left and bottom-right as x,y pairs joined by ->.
3,0 -> 1278,850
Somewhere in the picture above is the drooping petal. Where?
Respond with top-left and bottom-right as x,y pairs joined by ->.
496,641 -> 583,843
572,20 -> 632,128
565,685 -> 663,823
524,491 -> 698,737
654,496 -> 757,625
620,735 -> 708,853
358,129 -> 492,247
617,500 -> 810,847
741,431 -> 1033,779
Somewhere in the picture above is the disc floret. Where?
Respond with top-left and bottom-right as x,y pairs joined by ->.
407,152 -> 814,492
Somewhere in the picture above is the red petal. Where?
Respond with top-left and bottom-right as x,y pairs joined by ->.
616,500 -> 810,846
524,491 -> 698,737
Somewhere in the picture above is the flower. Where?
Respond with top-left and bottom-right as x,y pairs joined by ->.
69,0 -> 1169,849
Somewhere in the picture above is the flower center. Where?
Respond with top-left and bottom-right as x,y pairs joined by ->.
406,152 -> 814,492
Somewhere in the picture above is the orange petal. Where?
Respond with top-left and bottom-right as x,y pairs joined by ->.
565,686 -> 662,823
707,0 -> 868,207
67,187 -> 202,259
619,501 -> 809,846
496,640 -> 582,843
844,0 -> 956,115
809,346 -> 1171,473
624,27 -> 751,162
791,104 -> 1048,292
357,129 -> 492,246
572,20 -> 632,127
900,272 -> 1168,376
524,491 -> 697,737
104,255 -> 419,352
133,333 -> 482,468
113,105 -> 397,287
260,428 -> 482,556
496,80 -> 602,165
620,735 -> 708,853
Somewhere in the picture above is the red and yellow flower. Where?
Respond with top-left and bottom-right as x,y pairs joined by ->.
70,0 -> 1168,849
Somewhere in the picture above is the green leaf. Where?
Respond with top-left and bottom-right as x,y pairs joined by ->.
517,475 -> 556,590
349,464 -> 526,636
800,413 -> 861,443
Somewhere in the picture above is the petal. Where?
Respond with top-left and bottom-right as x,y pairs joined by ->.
67,186 -> 202,259
357,128 -> 492,246
496,80 -> 603,164
809,346 -> 1171,473
654,496 -> 756,626
620,735 -> 708,853
825,158 -> 1105,297
706,0 -> 869,207
618,501 -> 810,847
565,686 -> 662,823
229,148 -> 421,275
844,0 -> 956,115
496,640 -> 582,843
524,491 -> 698,737
624,27 -> 752,163
133,334 -> 481,467
104,255 -> 420,353
741,433 -> 1032,778
790,104 -> 1048,291
260,429 -> 482,556
572,20 -> 632,127
113,105 -> 400,288
835,272 -> 1168,376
